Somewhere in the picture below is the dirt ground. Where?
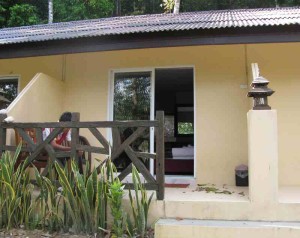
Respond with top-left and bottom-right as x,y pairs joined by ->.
0,228 -> 154,237
0,229 -> 96,238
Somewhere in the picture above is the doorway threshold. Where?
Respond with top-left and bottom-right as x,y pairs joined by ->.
165,175 -> 196,186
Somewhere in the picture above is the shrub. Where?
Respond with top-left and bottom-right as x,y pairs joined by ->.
0,149 -> 154,237
0,145 -> 37,230
128,165 -> 154,238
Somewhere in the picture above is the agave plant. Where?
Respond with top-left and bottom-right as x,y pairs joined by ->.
54,159 -> 107,235
0,145 -> 37,230
34,166 -> 63,232
128,165 -> 154,238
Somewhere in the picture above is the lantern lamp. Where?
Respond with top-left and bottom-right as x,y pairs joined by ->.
247,76 -> 274,110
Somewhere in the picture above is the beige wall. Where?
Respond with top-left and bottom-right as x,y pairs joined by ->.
5,73 -> 65,146
7,73 -> 65,122
63,45 -> 249,185
247,43 -> 300,186
1,42 -> 300,186
0,55 -> 64,89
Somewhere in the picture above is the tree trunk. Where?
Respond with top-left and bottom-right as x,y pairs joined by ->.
48,0 -> 53,23
115,0 -> 121,16
173,0 -> 180,14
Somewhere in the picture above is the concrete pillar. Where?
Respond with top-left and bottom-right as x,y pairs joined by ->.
248,110 -> 278,204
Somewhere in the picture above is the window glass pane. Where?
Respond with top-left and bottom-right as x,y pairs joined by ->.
0,78 -> 18,109
113,72 -> 151,171
114,72 -> 151,121
178,122 -> 194,135
176,106 -> 194,136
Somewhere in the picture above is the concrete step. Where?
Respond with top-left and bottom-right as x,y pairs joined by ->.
155,219 -> 300,238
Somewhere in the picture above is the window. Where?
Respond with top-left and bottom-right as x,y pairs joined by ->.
175,105 -> 194,136
112,71 -> 152,171
178,122 -> 194,135
0,77 -> 19,109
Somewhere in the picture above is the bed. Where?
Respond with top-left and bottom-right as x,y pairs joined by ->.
164,146 -> 194,175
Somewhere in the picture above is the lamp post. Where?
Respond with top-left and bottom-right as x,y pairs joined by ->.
247,76 -> 274,110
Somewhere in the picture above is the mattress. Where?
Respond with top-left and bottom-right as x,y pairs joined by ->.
172,145 -> 194,157
171,156 -> 194,160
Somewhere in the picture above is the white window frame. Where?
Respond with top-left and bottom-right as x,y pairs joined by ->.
108,68 -> 155,175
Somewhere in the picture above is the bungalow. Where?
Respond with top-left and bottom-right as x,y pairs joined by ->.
1,6 -> 300,237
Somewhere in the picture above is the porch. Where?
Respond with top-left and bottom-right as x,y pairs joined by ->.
2,70 -> 300,237
132,185 -> 300,223
2,69 -> 299,212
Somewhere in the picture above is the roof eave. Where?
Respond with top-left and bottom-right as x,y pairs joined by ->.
1,25 -> 300,59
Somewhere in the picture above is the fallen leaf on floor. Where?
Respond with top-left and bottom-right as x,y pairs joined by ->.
195,185 -> 234,195
197,184 -> 208,187
215,190 -> 232,195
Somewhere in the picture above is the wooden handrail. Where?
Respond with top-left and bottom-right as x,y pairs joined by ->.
0,111 -> 165,200
1,121 -> 159,129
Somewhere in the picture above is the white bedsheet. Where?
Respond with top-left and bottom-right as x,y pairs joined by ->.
172,145 -> 194,157
171,156 -> 194,160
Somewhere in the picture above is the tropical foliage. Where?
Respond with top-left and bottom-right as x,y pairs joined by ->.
0,146 -> 36,230
1,0 -> 300,28
53,0 -> 114,22
128,166 -> 154,238
0,145 -> 154,237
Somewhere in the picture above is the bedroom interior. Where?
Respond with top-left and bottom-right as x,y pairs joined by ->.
155,67 -> 194,176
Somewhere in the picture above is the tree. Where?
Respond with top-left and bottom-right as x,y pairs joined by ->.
48,0 -> 53,23
162,0 -> 174,13
173,0 -> 180,13
7,4 -> 40,27
0,5 -> 5,27
115,0 -> 121,15
53,0 -> 114,22
1,0 -> 300,29
121,0 -> 162,15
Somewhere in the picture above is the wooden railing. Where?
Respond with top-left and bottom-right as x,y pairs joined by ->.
0,111 -> 165,200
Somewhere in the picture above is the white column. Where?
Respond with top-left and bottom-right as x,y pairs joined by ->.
248,110 -> 278,204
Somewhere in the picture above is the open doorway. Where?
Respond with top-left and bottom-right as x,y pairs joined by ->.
155,68 -> 194,176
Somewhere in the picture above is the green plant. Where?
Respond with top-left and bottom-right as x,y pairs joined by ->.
0,145 -> 155,238
34,166 -> 63,232
0,145 -> 36,230
161,0 -> 175,13
107,177 -> 125,238
105,159 -> 126,238
128,165 -> 154,238
54,159 -> 107,235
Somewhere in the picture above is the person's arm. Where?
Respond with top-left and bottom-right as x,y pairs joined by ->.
44,128 -> 71,151
50,140 -> 71,151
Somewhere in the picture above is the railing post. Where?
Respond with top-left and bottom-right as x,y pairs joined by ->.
71,112 -> 80,164
0,113 -> 7,158
156,111 -> 165,200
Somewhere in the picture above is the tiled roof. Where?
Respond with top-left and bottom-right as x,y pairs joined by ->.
1,7 -> 300,45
